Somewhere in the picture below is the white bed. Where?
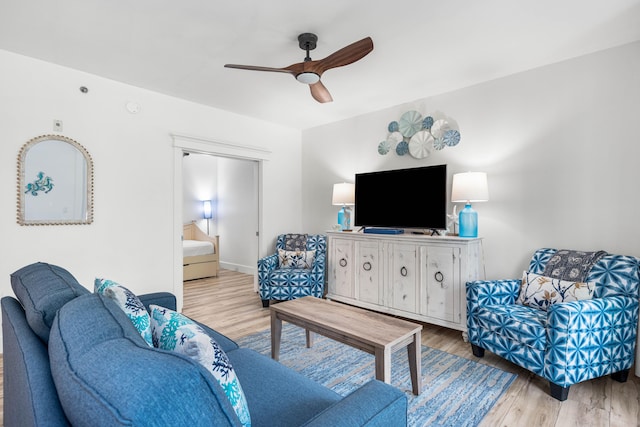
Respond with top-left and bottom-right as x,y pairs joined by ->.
183,239 -> 215,257
183,222 -> 219,280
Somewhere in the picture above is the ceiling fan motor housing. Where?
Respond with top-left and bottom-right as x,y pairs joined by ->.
298,33 -> 318,51
296,33 -> 320,83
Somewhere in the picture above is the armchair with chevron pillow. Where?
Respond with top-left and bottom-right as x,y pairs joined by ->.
466,248 -> 639,401
257,234 -> 327,307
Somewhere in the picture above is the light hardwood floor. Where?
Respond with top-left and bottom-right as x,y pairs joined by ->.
1,269 -> 639,426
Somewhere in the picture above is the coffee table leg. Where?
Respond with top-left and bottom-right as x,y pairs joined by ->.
375,347 -> 392,384
306,329 -> 314,348
270,310 -> 282,361
407,331 -> 422,395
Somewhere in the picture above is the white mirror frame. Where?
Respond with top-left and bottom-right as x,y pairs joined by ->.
17,134 -> 94,226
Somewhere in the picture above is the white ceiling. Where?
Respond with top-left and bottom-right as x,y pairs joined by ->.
1,0 -> 639,130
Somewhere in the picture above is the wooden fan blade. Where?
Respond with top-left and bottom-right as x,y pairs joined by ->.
309,81 -> 333,103
225,37 -> 372,102
224,64 -> 295,76
311,37 -> 373,75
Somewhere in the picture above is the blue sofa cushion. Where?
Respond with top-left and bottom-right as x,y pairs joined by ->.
11,262 -> 89,343
475,303 -> 547,351
1,296 -> 70,426
150,305 -> 251,426
48,293 -> 242,426
226,347 -> 342,426
267,268 -> 317,287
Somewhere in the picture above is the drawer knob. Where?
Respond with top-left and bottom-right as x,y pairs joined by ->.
363,261 -> 372,271
339,258 -> 348,267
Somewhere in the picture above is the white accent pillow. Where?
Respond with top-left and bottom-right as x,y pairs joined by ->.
278,248 -> 316,269
517,271 -> 595,311
94,278 -> 153,346
149,305 -> 251,427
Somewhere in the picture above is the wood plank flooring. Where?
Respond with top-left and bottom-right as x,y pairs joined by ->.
1,268 -> 639,426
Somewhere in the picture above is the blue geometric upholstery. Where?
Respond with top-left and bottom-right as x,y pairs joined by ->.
466,248 -> 640,400
258,234 -> 327,307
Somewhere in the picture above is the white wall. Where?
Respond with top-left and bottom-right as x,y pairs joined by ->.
301,41 -> 640,280
217,156 -> 259,273
0,50 -> 302,348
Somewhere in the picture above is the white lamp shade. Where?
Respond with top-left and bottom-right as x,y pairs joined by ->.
451,172 -> 489,202
332,183 -> 355,206
203,200 -> 213,219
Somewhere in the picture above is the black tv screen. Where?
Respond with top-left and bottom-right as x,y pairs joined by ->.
354,164 -> 447,230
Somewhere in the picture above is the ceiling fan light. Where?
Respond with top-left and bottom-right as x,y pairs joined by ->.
296,72 -> 320,84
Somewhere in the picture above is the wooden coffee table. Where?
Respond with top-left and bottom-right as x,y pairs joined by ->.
270,296 -> 423,395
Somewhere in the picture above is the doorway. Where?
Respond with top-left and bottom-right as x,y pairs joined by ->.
172,133 -> 271,311
182,152 -> 259,274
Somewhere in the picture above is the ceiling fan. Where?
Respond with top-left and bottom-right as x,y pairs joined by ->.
224,33 -> 374,103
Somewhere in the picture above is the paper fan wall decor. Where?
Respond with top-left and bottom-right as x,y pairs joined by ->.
379,111 -> 461,158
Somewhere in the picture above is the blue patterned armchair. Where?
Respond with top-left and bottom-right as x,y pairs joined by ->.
257,234 -> 327,308
466,248 -> 640,401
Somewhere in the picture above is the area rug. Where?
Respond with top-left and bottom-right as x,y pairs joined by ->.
237,323 -> 516,427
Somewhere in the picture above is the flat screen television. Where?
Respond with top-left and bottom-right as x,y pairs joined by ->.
354,164 -> 447,231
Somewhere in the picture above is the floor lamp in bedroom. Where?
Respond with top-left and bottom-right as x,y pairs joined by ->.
203,200 -> 213,235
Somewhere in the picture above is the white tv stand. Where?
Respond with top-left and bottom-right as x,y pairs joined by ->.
326,231 -> 484,338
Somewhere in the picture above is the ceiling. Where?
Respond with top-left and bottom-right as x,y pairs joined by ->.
1,1 -> 639,130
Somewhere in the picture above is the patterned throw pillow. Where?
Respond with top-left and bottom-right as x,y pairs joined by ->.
516,271 -> 595,311
149,305 -> 251,427
94,278 -> 153,346
278,248 -> 316,269
284,234 -> 308,251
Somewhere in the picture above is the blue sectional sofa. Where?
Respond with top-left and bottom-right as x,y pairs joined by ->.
2,262 -> 407,426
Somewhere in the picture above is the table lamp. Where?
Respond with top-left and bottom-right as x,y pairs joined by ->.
451,172 -> 489,238
332,183 -> 355,231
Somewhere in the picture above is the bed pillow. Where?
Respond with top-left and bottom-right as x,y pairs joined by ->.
278,248 -> 316,269
94,278 -> 153,347
149,305 -> 251,427
516,270 -> 595,311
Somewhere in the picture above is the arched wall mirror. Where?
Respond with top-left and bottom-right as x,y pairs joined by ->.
17,134 -> 94,226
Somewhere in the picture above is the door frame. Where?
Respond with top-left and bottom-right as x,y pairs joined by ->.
171,133 -> 271,311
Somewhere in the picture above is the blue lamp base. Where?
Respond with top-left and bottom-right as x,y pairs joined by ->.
458,203 -> 478,238
337,206 -> 352,231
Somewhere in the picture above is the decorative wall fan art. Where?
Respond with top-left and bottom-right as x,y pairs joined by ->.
408,130 -> 434,159
378,110 -> 461,159
378,131 -> 402,154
